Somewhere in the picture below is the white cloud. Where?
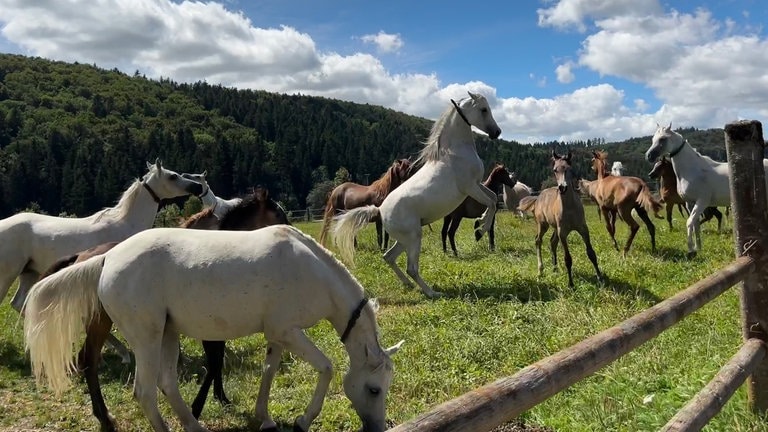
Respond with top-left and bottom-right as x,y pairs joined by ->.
538,0 -> 663,32
556,62 -> 576,83
360,31 -> 404,53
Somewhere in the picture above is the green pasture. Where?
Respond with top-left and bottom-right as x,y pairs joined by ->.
0,206 -> 762,431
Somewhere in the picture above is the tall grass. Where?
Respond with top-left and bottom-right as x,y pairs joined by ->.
0,207 -> 762,431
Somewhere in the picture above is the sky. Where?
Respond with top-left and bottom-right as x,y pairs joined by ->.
0,0 -> 766,144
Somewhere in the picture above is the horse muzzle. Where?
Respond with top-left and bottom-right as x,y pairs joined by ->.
645,146 -> 661,163
187,182 -> 204,196
558,184 -> 568,194
488,127 -> 502,140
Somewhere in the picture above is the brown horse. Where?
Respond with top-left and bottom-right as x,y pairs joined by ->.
441,163 -> 516,256
318,158 -> 411,249
590,151 -> 662,256
36,186 -> 289,432
518,150 -> 602,287
648,156 -> 723,231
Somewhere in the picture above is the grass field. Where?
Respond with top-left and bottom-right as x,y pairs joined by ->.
0,206 -> 763,432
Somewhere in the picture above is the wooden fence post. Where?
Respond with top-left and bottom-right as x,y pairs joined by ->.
306,207 -> 311,222
725,119 -> 768,415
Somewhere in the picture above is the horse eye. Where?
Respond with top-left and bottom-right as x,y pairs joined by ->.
169,173 -> 178,180
480,108 -> 488,114
368,386 -> 381,396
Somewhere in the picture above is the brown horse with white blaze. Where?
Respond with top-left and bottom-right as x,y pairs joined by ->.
590,151 -> 662,256
319,158 -> 411,249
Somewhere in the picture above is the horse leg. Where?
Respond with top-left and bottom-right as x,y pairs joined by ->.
105,333 -> 132,364
382,241 -> 413,288
276,329 -> 333,432
157,328 -> 210,432
448,216 -> 462,256
686,202 -> 706,258
191,340 -> 229,419
77,311 -> 118,432
666,202 -> 674,230
635,207 -> 656,253
10,270 -> 39,312
601,207 -> 619,251
465,183 -> 497,237
535,223 -> 549,276
487,215 -> 496,251
618,206 -> 640,257
576,225 -> 603,283
255,342 -> 284,431
440,216 -> 451,254
548,230 -> 558,272
131,338 -> 171,432
404,237 -> 442,298
382,230 -> 390,250
375,218 -> 384,251
558,229 -> 574,287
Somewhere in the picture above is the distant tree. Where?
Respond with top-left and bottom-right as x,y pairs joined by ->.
306,180 -> 335,210
334,167 -> 350,185
154,204 -> 182,227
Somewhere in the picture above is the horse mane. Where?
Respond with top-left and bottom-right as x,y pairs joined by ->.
368,163 -> 398,201
91,179 -> 143,223
180,207 -> 215,228
414,102 -> 457,167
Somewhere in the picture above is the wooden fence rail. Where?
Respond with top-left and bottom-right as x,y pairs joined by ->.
387,120 -> 768,432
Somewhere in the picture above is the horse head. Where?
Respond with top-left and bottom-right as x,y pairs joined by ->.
646,122 -> 684,162
489,163 -> 516,189
143,159 -> 203,199
590,151 -> 609,177
181,170 -> 211,199
453,92 -> 501,139
552,150 -> 574,194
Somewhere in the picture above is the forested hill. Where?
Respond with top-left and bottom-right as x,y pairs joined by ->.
0,54 -> 731,217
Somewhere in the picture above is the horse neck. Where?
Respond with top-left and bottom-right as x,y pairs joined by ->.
595,161 -> 608,180
440,113 -> 475,155
199,187 -> 219,209
668,140 -> 701,174
335,306 -> 381,365
369,172 -> 394,201
96,181 -> 160,229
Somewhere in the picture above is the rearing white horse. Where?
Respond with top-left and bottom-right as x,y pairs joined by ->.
182,170 -> 242,219
333,92 -> 501,298
0,160 -> 203,312
645,123 -> 768,257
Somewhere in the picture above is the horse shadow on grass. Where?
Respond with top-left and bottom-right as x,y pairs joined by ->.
597,272 -> 663,305
215,417 -> 293,432
431,276 -> 563,303
652,245 -> 691,263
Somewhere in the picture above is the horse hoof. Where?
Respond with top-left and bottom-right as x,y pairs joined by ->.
426,291 -> 444,299
218,396 -> 232,406
687,251 -> 697,259
293,422 -> 307,432
474,231 -> 483,241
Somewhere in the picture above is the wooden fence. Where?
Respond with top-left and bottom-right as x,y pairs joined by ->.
387,120 -> 768,432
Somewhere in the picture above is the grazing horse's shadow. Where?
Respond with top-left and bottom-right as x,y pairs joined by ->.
432,277 -> 562,303
601,274 -> 663,305
652,245 -> 692,262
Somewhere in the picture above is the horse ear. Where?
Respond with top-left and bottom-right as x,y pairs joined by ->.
552,149 -> 559,160
146,161 -> 153,170
667,122 -> 672,131
467,91 -> 479,100
202,170 -> 207,177
254,186 -> 267,201
565,151 -> 572,163
384,339 -> 405,356
155,158 -> 163,171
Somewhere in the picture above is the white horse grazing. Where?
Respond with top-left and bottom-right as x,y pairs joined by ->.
502,177 -> 534,218
182,170 -> 242,219
0,160 -> 202,312
333,92 -> 501,298
611,161 -> 626,176
24,225 -> 402,432
645,123 -> 768,258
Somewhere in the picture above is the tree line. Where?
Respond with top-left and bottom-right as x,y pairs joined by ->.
0,54 -> 732,218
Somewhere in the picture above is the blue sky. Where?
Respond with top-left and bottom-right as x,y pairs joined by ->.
0,0 -> 766,143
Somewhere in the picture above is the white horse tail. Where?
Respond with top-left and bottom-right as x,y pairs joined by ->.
333,205 -> 380,265
517,195 -> 538,214
23,254 -> 106,395
637,184 -> 664,219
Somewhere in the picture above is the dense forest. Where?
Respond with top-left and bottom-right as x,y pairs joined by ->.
0,54 -> 737,218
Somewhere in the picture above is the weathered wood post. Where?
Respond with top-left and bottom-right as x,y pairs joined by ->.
306,207 -> 311,222
725,119 -> 768,414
